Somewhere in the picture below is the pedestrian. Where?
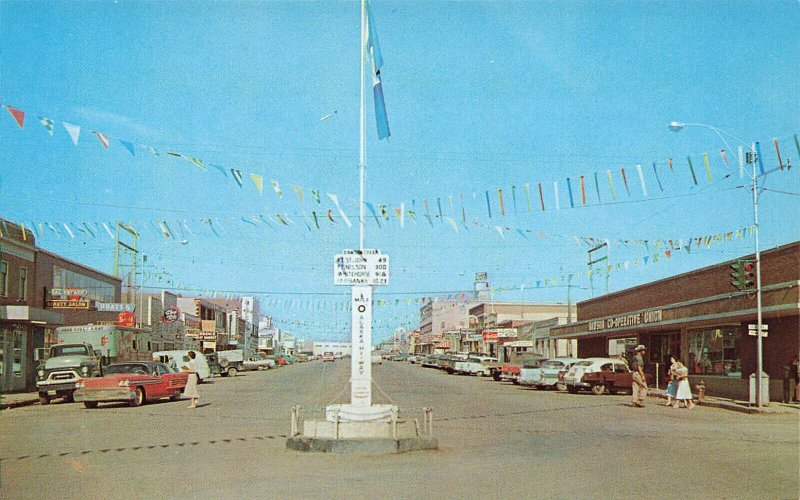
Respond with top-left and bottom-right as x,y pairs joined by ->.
181,351 -> 200,409
791,355 -> 799,403
673,360 -> 695,409
631,345 -> 648,407
664,355 -> 679,406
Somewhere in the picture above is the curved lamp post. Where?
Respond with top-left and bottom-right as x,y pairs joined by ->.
669,122 -> 766,408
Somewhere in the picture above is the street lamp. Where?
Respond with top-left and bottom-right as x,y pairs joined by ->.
669,121 -> 766,407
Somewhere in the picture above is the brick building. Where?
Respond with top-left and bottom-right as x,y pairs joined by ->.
551,241 -> 799,401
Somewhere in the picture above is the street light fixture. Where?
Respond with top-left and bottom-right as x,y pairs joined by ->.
669,121 -> 766,407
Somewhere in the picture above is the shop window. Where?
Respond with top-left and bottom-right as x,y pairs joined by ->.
0,261 -> 8,297
687,325 -> 742,377
19,267 -> 28,301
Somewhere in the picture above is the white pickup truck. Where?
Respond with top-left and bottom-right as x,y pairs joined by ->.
453,355 -> 498,377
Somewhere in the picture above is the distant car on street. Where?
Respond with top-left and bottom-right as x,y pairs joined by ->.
371,353 -> 382,364
74,361 -> 187,408
322,352 -> 335,362
519,357 -> 582,390
242,357 -> 275,371
454,355 -> 498,376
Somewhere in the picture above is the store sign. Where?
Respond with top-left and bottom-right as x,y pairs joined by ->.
116,311 -> 136,327
97,302 -> 135,313
50,287 -> 89,299
163,307 -> 180,323
588,309 -> 664,332
747,324 -> 768,337
334,249 -> 389,286
482,328 -> 517,341
184,328 -> 200,337
47,299 -> 92,310
197,332 -> 216,341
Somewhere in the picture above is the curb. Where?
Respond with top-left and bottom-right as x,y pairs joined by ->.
1,398 -> 39,410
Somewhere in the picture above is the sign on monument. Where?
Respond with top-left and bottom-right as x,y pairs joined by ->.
334,249 -> 389,286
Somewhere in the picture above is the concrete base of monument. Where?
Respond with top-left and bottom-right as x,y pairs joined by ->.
286,404 -> 438,454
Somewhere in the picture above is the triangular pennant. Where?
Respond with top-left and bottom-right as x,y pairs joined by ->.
231,169 -> 244,188
6,106 -> 25,128
38,116 -> 54,136
271,180 -> 283,198
93,131 -> 109,149
119,140 -> 136,156
250,174 -> 264,194
186,156 -> 207,171
63,122 -> 81,145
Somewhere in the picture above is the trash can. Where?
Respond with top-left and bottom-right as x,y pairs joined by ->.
749,372 -> 770,406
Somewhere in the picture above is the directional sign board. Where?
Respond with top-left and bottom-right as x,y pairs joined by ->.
747,324 -> 768,337
334,249 -> 389,286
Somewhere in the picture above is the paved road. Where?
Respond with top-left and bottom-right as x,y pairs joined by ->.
1,360 -> 797,499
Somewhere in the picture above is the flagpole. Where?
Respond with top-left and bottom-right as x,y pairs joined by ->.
359,0 -> 367,252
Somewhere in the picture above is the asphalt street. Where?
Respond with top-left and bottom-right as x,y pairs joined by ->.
1,360 -> 797,499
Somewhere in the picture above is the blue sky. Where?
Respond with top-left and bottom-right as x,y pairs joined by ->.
1,1 -> 798,342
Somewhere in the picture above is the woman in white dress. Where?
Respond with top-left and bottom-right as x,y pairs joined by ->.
182,351 -> 200,409
673,360 -> 695,409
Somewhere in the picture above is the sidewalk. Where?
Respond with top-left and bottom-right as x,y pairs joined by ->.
0,391 -> 40,410
649,388 -> 800,414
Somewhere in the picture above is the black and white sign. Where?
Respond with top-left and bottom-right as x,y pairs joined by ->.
334,249 -> 389,286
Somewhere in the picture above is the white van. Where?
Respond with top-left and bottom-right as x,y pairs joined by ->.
153,350 -> 212,381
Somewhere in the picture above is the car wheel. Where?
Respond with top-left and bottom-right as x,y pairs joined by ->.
83,401 -> 98,409
591,384 -> 606,396
38,393 -> 50,405
130,387 -> 145,407
64,391 -> 75,404
476,371 -> 484,377
567,386 -> 578,394
492,372 -> 501,381
170,391 -> 181,401
227,367 -> 238,377
555,382 -> 567,391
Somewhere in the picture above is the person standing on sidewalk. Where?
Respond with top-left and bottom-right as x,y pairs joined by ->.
664,355 -> 679,406
673,360 -> 695,409
631,345 -> 648,407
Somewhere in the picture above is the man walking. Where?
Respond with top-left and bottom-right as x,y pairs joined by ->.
631,345 -> 648,407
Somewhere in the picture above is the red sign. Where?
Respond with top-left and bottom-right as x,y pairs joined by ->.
117,311 -> 136,327
482,331 -> 498,341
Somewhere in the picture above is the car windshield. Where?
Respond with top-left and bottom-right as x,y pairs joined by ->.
51,345 -> 90,357
574,360 -> 594,367
541,360 -> 564,369
522,359 -> 544,368
105,364 -> 151,375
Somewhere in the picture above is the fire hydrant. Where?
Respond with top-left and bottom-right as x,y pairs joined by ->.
696,379 -> 706,403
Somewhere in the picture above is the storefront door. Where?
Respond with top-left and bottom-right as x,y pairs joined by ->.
1,326 -> 27,392
648,332 -> 680,388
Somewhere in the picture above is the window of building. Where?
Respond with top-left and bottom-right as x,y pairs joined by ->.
0,260 -> 8,297
19,267 -> 28,300
687,325 -> 742,377
52,265 -> 115,303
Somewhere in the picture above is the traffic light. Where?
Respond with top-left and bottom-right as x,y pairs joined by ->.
741,260 -> 756,291
730,259 -> 756,291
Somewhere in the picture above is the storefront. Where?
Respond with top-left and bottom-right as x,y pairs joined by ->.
551,242 -> 799,401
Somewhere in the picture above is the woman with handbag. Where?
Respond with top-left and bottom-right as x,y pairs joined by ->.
664,355 -> 679,406
673,359 -> 695,409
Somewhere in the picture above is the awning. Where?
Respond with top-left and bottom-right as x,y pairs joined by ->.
0,306 -> 64,326
500,340 -> 534,348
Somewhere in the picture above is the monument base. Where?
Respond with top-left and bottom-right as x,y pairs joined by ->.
286,404 -> 438,454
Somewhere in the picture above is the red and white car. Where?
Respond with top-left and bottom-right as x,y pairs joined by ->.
74,361 -> 188,408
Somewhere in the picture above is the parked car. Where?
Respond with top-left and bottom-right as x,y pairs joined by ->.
74,361 -> 188,408
371,353 -> 382,364
500,355 -> 547,383
421,355 -> 441,368
242,357 -> 275,371
454,355 -> 498,376
519,357 -> 582,390
564,357 -> 639,395
322,352 -> 335,362
440,353 -> 468,374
